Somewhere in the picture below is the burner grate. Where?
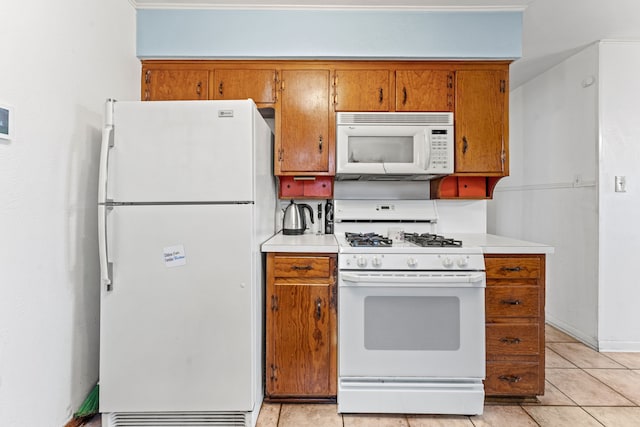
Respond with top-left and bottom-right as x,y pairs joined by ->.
404,233 -> 463,247
345,232 -> 393,247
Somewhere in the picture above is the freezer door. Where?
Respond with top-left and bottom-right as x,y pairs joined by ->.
99,204 -> 257,412
108,100 -> 255,202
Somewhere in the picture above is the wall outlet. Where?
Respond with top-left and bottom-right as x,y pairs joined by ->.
615,176 -> 627,192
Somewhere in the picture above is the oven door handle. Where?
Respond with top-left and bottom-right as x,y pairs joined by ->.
340,272 -> 486,287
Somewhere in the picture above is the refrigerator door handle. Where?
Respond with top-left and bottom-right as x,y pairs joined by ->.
98,204 -> 113,290
98,124 -> 113,203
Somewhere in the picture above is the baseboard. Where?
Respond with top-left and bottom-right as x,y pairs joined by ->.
545,315 -> 598,349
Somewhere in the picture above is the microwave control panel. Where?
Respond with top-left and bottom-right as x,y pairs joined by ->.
426,128 -> 454,174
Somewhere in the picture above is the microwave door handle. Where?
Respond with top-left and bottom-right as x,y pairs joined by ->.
420,129 -> 429,169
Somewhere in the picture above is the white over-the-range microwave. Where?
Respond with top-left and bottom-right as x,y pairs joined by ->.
335,112 -> 454,181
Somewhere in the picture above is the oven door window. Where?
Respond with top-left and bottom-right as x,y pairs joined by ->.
364,296 -> 460,351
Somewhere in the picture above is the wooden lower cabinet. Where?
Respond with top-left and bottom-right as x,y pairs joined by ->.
484,254 -> 546,397
265,253 -> 337,400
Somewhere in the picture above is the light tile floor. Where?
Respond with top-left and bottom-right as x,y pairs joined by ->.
256,325 -> 640,427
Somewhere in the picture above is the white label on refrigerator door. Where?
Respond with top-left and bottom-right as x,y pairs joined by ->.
163,244 -> 186,267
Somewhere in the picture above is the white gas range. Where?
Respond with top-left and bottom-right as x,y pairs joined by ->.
334,199 -> 486,416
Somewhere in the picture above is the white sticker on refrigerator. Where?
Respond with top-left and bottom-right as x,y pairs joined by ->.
163,245 -> 186,268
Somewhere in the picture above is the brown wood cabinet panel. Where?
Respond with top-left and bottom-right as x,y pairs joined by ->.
334,70 -> 391,111
213,69 -> 276,103
265,253 -> 337,400
142,69 -> 208,101
268,282 -> 333,397
454,69 -> 507,174
277,70 -> 331,174
485,256 -> 541,279
273,255 -> 331,278
485,362 -> 542,396
395,70 -> 453,112
484,254 -> 545,398
486,286 -> 540,319
486,324 -> 540,355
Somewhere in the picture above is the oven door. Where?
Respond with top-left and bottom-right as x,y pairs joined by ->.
338,271 -> 485,379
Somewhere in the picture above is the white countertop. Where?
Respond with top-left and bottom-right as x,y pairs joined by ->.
450,233 -> 554,255
261,232 -> 339,253
261,232 -> 553,255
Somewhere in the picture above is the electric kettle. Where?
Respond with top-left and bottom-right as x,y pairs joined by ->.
282,200 -> 314,235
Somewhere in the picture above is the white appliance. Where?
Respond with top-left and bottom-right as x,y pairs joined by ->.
335,112 -> 454,180
97,99 -> 275,427
334,200 -> 486,415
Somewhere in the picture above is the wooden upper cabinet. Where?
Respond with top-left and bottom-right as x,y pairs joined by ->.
277,69 -> 331,174
333,70 -> 391,111
395,70 -> 453,112
142,69 -> 208,101
213,69 -> 276,104
454,69 -> 508,174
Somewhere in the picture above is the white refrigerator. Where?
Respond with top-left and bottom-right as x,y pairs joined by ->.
97,99 -> 275,427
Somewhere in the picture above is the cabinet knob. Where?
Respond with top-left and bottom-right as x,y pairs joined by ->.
196,82 -> 202,96
499,337 -> 522,345
501,266 -> 523,272
402,87 -> 407,105
315,298 -> 322,320
319,135 -> 323,152
378,88 -> 384,104
462,136 -> 469,154
218,81 -> 223,96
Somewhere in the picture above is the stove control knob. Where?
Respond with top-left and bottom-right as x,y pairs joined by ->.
372,256 -> 382,268
457,257 -> 469,268
357,256 -> 368,268
407,257 -> 418,268
442,257 -> 454,268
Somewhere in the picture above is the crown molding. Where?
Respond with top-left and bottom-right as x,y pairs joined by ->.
130,1 -> 528,12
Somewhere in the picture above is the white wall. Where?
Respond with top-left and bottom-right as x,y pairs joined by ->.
488,43 -> 600,347
0,1 -> 139,426
490,40 -> 640,351
598,41 -> 640,350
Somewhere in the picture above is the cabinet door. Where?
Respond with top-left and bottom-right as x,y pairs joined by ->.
334,70 -> 390,111
278,70 -> 331,173
267,283 -> 333,397
213,69 -> 276,103
455,70 -> 507,174
142,69 -> 208,101
395,70 -> 453,112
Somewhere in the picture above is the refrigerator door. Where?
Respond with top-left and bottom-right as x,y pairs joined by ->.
108,100 -> 255,203
99,204 -> 256,412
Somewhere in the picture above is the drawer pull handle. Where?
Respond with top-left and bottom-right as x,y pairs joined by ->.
315,297 -> 322,320
500,337 -> 522,345
501,266 -> 523,272
501,299 -> 522,305
291,265 -> 313,271
498,375 -> 522,383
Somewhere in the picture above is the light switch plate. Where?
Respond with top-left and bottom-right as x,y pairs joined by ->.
615,176 -> 626,192
0,104 -> 13,140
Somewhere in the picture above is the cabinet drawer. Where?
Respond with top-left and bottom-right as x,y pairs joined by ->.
486,287 -> 539,318
273,256 -> 331,278
485,362 -> 541,396
485,257 -> 541,279
486,324 -> 540,355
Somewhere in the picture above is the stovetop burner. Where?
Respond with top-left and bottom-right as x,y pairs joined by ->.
404,233 -> 462,247
345,232 -> 393,247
